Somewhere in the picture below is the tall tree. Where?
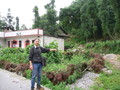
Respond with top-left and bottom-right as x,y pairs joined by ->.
6,8 -> 15,30
98,0 -> 115,39
109,0 -> 120,36
45,0 -> 58,36
86,0 -> 100,39
0,19 -> 7,31
16,17 -> 19,30
20,24 -> 27,30
32,6 -> 40,28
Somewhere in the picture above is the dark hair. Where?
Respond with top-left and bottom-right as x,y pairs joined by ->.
34,38 -> 40,42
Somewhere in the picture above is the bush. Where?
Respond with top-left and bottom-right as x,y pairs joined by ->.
25,70 -> 32,79
0,48 -> 28,64
85,40 -> 120,54
43,41 -> 63,64
25,43 -> 34,54
0,47 -> 24,55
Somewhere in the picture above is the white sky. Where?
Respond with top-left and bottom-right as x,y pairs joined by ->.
0,0 -> 74,29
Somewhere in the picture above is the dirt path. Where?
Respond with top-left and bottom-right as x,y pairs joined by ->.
0,69 -> 50,90
103,54 -> 120,69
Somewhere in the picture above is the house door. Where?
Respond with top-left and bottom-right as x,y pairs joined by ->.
25,40 -> 30,47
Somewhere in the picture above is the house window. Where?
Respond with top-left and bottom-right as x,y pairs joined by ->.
12,40 -> 17,48
8,41 -> 10,47
25,40 -> 30,47
19,41 -> 22,47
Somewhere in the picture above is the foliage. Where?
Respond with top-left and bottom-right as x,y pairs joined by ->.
32,0 -> 58,36
44,0 -> 58,36
91,62 -> 120,90
0,45 -> 2,48
66,71 -> 82,84
0,19 -> 7,31
109,0 -> 120,36
41,75 -> 70,90
59,0 -> 120,41
32,6 -> 40,28
0,47 -> 28,64
16,17 -> 19,30
25,43 -> 34,54
0,47 -> 24,54
64,40 -> 75,50
43,41 -> 63,64
43,63 -> 67,72
25,70 -> 32,79
20,24 -> 28,30
85,40 -> 120,54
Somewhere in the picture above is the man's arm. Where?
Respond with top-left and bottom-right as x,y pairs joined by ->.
40,47 -> 57,53
50,49 -> 57,51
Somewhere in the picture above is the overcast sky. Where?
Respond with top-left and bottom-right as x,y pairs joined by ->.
0,0 -> 74,29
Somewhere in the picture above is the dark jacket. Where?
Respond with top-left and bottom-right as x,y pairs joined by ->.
29,46 -> 50,63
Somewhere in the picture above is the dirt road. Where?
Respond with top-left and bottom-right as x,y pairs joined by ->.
0,69 -> 50,90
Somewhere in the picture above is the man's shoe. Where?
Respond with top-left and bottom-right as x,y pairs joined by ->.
36,84 -> 41,89
40,87 -> 44,90
36,84 -> 44,90
31,88 -> 34,90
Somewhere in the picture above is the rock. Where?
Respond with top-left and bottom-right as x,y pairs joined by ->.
105,70 -> 113,75
68,72 -> 99,90
102,68 -> 108,72
102,68 -> 113,75
103,54 -> 118,60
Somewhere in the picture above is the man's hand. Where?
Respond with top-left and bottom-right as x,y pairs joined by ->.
29,61 -> 33,70
29,64 -> 33,70
50,49 -> 57,51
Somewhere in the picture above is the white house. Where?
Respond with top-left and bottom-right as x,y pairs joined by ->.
0,28 -> 64,50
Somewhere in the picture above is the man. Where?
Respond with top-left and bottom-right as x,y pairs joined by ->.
29,38 -> 57,90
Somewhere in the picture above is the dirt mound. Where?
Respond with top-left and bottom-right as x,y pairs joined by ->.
15,63 -> 29,76
4,62 -> 17,72
45,63 -> 88,85
89,54 -> 105,73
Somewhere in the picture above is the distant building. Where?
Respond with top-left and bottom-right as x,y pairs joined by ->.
0,28 -> 64,50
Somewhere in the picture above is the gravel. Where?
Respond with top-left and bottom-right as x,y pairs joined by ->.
69,72 -> 99,90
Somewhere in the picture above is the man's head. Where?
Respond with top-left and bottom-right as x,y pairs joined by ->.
34,38 -> 40,46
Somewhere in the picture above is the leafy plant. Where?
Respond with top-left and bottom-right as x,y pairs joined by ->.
43,41 -> 63,64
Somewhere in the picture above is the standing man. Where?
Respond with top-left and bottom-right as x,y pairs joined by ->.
29,38 -> 57,90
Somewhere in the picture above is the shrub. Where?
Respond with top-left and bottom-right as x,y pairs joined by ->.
25,43 -> 34,54
85,40 -> 120,54
25,70 -> 32,79
43,41 -> 63,64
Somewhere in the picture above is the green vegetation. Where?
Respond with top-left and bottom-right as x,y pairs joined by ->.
0,47 -> 28,64
0,40 -> 120,90
59,0 -> 120,41
91,62 -> 120,90
0,42 -> 88,90
85,40 -> 120,54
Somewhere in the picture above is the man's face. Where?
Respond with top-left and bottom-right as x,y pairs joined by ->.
34,39 -> 39,46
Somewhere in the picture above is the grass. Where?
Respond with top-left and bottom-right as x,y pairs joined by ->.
91,61 -> 120,90
43,54 -> 88,72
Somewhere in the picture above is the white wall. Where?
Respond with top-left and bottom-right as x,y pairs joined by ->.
0,38 -> 6,48
0,32 -> 4,37
43,36 -> 64,51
